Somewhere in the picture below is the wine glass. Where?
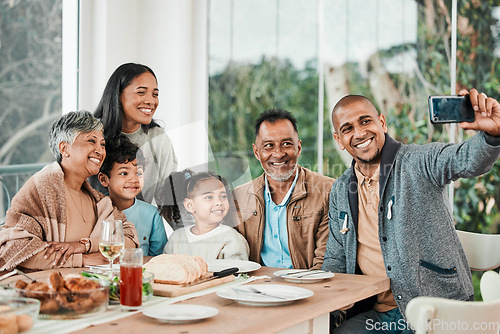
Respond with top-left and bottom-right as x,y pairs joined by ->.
99,219 -> 125,277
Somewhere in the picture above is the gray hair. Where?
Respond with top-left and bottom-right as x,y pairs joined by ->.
49,111 -> 104,162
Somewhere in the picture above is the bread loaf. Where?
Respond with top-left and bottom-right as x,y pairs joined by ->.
144,254 -> 208,285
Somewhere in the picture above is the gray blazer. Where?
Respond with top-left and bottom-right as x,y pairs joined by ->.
323,132 -> 500,318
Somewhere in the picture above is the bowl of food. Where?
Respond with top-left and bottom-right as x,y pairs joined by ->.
0,296 -> 39,333
12,272 -> 108,319
81,270 -> 154,303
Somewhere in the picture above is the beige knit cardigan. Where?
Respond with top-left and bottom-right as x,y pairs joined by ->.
0,162 -> 139,272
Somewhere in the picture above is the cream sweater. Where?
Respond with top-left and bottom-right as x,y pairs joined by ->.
164,224 -> 249,260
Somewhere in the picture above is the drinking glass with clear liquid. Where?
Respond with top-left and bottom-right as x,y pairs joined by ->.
99,219 -> 124,276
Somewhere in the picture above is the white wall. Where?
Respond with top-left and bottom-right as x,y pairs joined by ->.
66,0 -> 209,170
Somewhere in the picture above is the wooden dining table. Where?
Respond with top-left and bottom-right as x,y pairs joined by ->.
69,266 -> 390,334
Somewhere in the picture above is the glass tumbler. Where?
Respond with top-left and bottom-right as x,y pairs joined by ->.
119,248 -> 143,311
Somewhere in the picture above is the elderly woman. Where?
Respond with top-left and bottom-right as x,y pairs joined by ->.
0,111 -> 139,272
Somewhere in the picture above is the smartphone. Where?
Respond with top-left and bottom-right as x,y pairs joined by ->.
428,95 -> 475,124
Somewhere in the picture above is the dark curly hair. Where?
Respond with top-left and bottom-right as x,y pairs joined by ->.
99,134 -> 143,176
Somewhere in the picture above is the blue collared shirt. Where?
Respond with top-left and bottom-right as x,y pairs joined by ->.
123,198 -> 167,256
260,170 -> 299,268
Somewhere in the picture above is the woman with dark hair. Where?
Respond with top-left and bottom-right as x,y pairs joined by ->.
94,63 -> 178,205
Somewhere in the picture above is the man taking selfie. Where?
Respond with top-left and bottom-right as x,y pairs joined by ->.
323,88 -> 500,333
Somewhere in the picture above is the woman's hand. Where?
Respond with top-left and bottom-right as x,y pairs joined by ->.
44,241 -> 84,267
82,252 -> 109,266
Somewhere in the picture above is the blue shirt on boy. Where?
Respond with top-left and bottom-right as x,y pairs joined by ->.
123,198 -> 167,256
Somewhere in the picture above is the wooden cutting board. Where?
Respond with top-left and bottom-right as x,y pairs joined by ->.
152,274 -> 234,297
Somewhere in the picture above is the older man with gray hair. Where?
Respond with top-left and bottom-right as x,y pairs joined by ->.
234,108 -> 334,269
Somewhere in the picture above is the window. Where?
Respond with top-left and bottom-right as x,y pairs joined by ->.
0,0 -> 63,218
208,0 -> 320,186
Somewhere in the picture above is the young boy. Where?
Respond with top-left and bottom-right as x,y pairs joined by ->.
98,135 -> 167,256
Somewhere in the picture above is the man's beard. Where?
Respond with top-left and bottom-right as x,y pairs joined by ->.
356,148 -> 381,164
262,162 -> 297,182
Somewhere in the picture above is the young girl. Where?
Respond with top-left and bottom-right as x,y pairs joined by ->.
162,170 -> 249,260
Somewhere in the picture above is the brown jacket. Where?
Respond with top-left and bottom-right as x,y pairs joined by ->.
233,165 -> 334,269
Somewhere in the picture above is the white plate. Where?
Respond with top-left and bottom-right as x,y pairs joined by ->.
273,269 -> 335,283
142,304 -> 219,324
86,264 -> 120,273
216,284 -> 313,306
206,259 -> 261,273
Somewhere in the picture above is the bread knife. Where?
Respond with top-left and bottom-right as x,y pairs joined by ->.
182,267 -> 239,287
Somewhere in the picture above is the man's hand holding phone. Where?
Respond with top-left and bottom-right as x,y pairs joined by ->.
458,88 -> 500,138
428,94 -> 475,124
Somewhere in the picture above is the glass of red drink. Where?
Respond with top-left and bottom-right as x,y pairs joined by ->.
119,248 -> 143,311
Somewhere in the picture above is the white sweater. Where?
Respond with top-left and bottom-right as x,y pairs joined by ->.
164,224 -> 249,260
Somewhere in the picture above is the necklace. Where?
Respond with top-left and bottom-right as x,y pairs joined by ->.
66,186 -> 87,223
